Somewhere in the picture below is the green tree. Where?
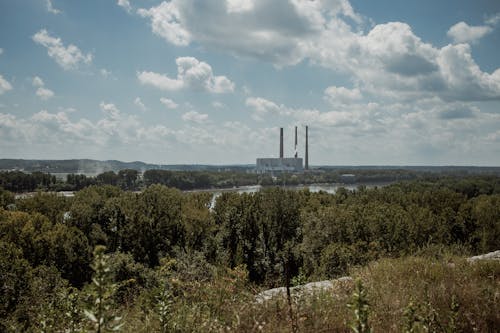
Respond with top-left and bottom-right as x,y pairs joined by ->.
0,241 -> 32,330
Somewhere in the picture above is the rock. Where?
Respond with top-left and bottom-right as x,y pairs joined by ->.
255,276 -> 353,303
467,250 -> 500,263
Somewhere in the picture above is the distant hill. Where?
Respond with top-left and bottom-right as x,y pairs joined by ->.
316,165 -> 500,175
0,159 -> 254,174
0,159 -> 499,175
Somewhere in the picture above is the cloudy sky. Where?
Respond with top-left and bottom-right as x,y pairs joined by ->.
1,0 -> 500,165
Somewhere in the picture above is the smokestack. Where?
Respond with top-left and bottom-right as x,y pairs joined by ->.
294,126 -> 298,158
305,125 -> 309,170
279,127 -> 284,158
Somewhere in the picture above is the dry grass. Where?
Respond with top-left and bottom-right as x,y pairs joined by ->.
119,256 -> 499,332
352,256 -> 500,332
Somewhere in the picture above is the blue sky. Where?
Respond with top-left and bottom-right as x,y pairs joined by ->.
1,0 -> 500,165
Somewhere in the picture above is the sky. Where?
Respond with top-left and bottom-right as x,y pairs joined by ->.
1,0 -> 500,166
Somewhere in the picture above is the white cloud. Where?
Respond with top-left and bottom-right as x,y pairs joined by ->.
134,97 -> 147,112
32,76 -> 54,100
247,95 -> 366,128
32,76 -> 44,87
0,107 -> 151,149
137,1 -> 191,46
0,48 -> 3,55
182,111 -> 209,123
486,13 -> 500,26
245,97 -> 282,120
137,0 -> 356,66
437,43 -> 500,100
0,75 -> 12,94
447,13 -> 500,44
138,56 -> 234,93
137,2 -> 500,102
36,87 -> 54,100
117,0 -> 132,13
447,22 -> 492,44
32,29 -> 93,70
99,102 -> 121,120
324,86 -> 362,105
345,22 -> 500,101
137,71 -> 183,91
0,110 -> 96,146
46,0 -> 61,15
160,97 -> 178,109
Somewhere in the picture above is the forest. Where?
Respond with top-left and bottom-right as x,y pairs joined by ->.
0,175 -> 499,332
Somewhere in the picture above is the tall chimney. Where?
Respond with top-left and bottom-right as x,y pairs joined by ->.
305,125 -> 309,170
279,127 -> 284,158
294,126 -> 298,158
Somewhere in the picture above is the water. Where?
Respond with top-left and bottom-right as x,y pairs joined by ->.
207,182 -> 392,210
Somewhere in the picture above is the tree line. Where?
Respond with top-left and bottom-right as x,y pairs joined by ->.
3,168 -> 500,193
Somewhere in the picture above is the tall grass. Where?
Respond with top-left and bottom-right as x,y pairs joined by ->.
119,255 -> 499,332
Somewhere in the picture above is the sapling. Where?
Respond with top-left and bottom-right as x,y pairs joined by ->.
84,245 -> 124,332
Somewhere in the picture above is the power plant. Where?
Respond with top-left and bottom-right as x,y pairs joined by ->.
256,126 -> 309,173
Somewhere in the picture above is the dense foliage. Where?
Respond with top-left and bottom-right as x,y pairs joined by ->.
0,176 -> 499,331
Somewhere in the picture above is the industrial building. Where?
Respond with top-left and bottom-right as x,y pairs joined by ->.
256,126 -> 309,173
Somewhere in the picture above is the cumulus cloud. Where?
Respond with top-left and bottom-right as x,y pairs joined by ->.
137,71 -> 183,91
137,2 -> 500,102
182,111 -> 209,123
138,57 -> 234,93
324,86 -> 362,105
138,0 -> 362,65
245,97 -> 283,120
32,76 -> 44,87
0,75 -> 12,95
137,1 -> 191,46
46,0 -> 61,15
347,22 -> 500,101
32,29 -> 92,70
447,22 -> 492,44
99,102 -> 121,120
247,95 -> 367,128
134,97 -> 147,112
117,0 -> 132,13
0,105 -> 154,149
160,97 -> 178,109
32,76 -> 54,100
0,110 -> 96,146
36,87 -> 54,100
437,43 -> 500,100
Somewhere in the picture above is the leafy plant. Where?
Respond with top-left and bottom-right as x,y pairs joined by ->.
155,281 -> 172,333
84,245 -> 124,332
348,279 -> 371,333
